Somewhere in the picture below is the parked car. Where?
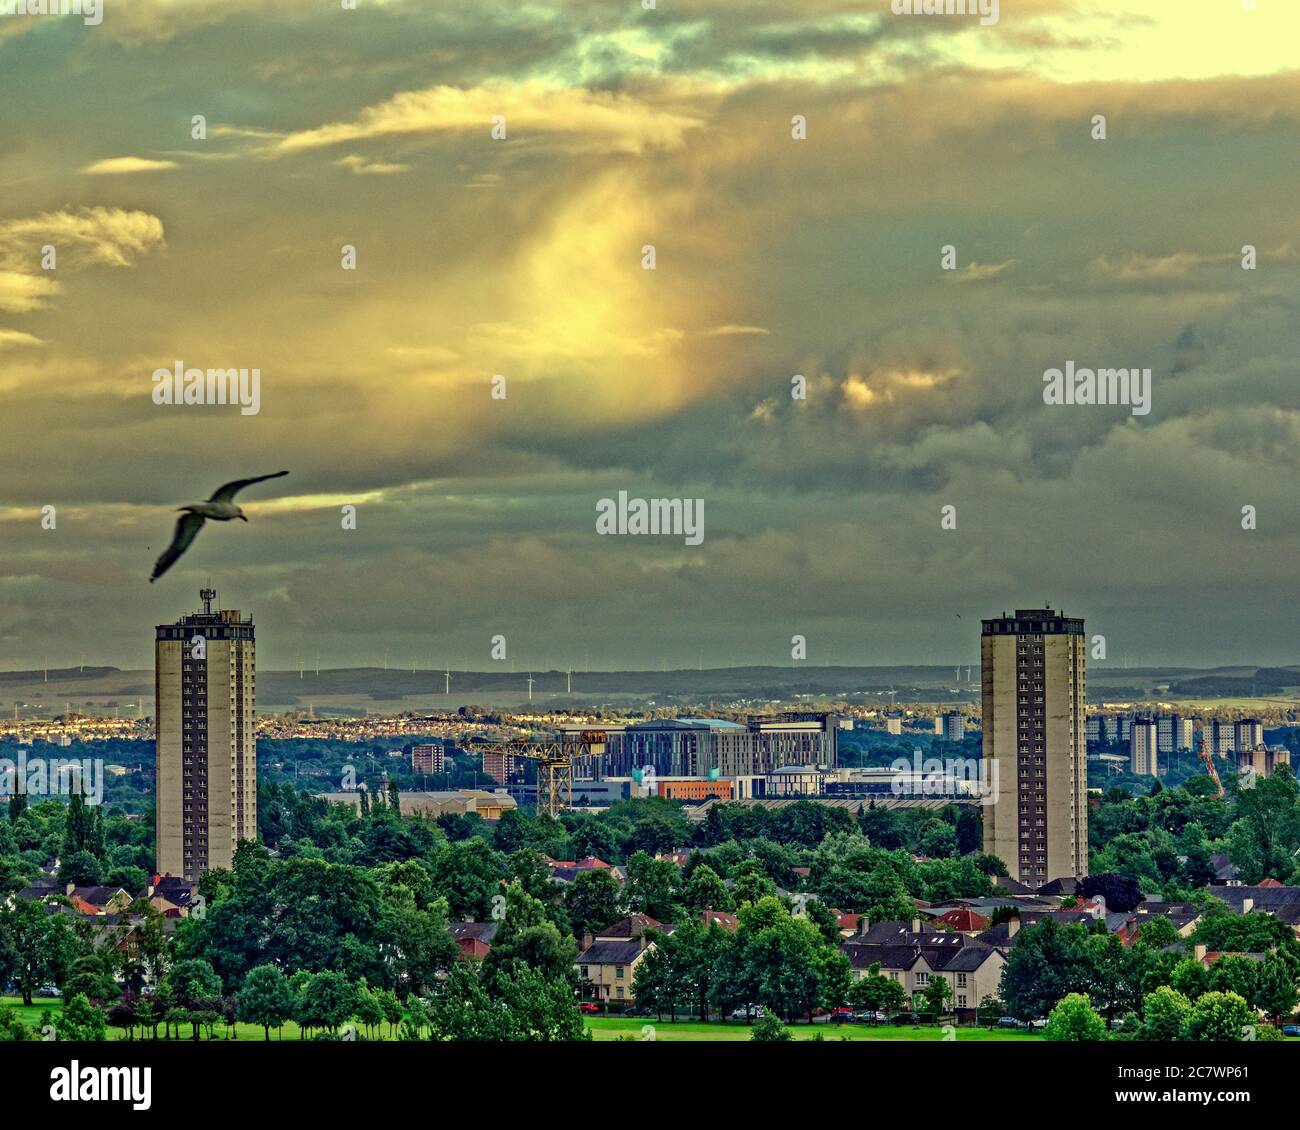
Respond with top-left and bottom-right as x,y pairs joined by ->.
890,1013 -> 919,1025
1281,1025 -> 1300,1038
998,1017 -> 1029,1029
578,1002 -> 600,1015
829,1008 -> 855,1024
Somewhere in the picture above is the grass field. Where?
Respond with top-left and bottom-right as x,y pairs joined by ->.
585,1017 -> 1040,1041
4,998 -> 1040,1042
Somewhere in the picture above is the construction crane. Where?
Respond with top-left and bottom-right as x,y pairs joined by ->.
495,729 -> 608,818
1197,744 -> 1225,799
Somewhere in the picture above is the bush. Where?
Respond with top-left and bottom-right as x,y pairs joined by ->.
751,1013 -> 793,1042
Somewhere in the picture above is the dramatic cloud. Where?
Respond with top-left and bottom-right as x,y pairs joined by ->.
0,1 -> 1296,671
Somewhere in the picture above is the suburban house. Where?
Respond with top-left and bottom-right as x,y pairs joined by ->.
137,873 -> 198,918
575,915 -> 668,1005
449,921 -> 499,960
17,881 -> 131,917
1208,885 -> 1300,937
841,919 -> 1006,1018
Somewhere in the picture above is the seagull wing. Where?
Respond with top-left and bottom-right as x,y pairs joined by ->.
208,470 -> 289,503
150,512 -> 206,583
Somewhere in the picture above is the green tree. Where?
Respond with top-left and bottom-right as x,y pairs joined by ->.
625,852 -> 681,921
1042,993 -> 1107,1041
64,953 -> 120,1005
919,975 -> 952,1023
682,864 -> 733,915
1138,986 -> 1191,1041
848,964 -> 907,1018
0,1004 -> 35,1041
860,866 -> 916,925
1252,955 -> 1298,1025
381,893 -> 457,998
297,970 -> 358,1035
1182,990 -> 1255,1042
55,993 -> 108,1041
565,868 -> 625,938
0,897 -> 79,1005
481,883 -> 577,989
237,964 -> 297,1041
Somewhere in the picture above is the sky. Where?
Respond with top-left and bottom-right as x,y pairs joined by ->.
0,0 -> 1297,673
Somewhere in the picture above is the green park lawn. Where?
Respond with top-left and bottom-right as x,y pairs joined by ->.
585,1016 -> 1040,1041
2,997 -> 333,1041
4,998 -> 1040,1042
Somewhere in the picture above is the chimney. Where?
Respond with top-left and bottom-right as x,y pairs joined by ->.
66,882 -> 75,895
911,917 -> 921,934
581,932 -> 593,951
1194,943 -> 1207,962
1242,897 -> 1254,914
1007,917 -> 1020,938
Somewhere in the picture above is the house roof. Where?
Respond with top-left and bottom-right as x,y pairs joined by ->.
450,921 -> 499,944
933,908 -> 990,933
578,940 -> 650,965
70,885 -> 129,906
701,911 -> 739,931
1208,884 -> 1300,911
595,914 -> 672,940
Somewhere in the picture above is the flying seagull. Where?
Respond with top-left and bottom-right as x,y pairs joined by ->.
150,471 -> 289,582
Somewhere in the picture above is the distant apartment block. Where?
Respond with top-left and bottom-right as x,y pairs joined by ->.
981,608 -> 1088,885
1157,714 -> 1195,754
885,713 -> 903,735
411,743 -> 445,774
155,589 -> 257,882
481,748 -> 517,784
1130,719 -> 1159,777
1234,718 -> 1264,753
942,711 -> 966,743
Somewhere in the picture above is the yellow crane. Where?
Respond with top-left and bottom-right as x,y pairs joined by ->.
494,729 -> 608,818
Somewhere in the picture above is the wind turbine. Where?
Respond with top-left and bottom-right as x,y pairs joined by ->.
444,670 -> 451,695
527,673 -> 534,702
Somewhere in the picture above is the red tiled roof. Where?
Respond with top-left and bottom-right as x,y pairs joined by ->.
933,908 -> 990,932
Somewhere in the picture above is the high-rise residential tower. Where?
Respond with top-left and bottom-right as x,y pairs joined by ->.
1130,719 -> 1159,777
155,589 -> 257,881
942,710 -> 967,743
981,608 -> 1088,886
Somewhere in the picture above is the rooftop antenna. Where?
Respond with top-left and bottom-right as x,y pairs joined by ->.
200,587 -> 216,615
